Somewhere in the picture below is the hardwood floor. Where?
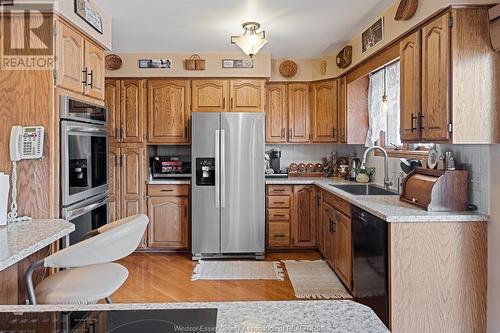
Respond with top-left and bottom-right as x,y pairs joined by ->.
113,252 -> 322,303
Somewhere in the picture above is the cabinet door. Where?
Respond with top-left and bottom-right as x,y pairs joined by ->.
265,84 -> 288,143
192,80 -> 228,112
311,80 -> 338,143
292,185 -> 316,247
148,196 -> 189,249
121,80 -> 145,143
147,79 -> 191,144
288,83 -> 311,143
108,145 -> 121,223
322,202 -> 335,266
84,40 -> 105,100
120,145 -> 146,246
334,210 -> 352,290
56,21 -> 84,94
105,79 -> 121,143
422,13 -> 451,142
400,31 -> 422,142
229,79 -> 266,112
338,77 -> 348,143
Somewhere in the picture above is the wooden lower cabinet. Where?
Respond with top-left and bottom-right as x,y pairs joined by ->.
147,186 -> 189,249
334,210 -> 352,290
292,185 -> 316,247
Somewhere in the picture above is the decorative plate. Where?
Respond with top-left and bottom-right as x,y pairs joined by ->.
427,148 -> 438,169
279,60 -> 298,78
105,54 -> 123,70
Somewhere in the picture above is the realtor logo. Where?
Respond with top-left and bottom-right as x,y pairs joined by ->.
1,1 -> 54,70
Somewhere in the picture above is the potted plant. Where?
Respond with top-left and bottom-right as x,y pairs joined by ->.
355,167 -> 375,183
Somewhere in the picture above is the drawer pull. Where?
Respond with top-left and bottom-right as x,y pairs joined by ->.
273,234 -> 286,238
274,201 -> 286,204
273,214 -> 286,217
160,189 -> 174,192
273,189 -> 285,192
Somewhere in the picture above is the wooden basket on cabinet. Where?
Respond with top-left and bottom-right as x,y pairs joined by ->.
184,54 -> 206,70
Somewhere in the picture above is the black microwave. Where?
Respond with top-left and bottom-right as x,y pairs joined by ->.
151,156 -> 191,178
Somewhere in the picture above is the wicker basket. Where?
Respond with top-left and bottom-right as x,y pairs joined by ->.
279,60 -> 298,78
105,54 -> 123,71
395,0 -> 419,21
185,54 -> 205,71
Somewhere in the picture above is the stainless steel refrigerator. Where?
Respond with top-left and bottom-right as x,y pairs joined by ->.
191,112 -> 265,260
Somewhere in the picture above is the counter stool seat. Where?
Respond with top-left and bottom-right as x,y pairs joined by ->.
35,263 -> 128,304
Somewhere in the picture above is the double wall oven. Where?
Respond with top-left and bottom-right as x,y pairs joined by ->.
60,96 -> 109,245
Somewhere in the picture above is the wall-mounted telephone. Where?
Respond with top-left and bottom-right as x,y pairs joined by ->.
7,126 -> 45,223
10,126 -> 44,161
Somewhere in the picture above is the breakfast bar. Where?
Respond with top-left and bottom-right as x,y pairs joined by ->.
0,219 -> 74,304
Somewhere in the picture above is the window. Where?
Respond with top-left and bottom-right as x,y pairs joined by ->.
367,60 -> 429,158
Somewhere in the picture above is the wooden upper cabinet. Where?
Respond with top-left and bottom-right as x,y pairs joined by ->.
229,79 -> 266,112
265,84 -> 288,143
148,196 -> 189,249
105,80 -> 120,142
311,80 -> 338,143
192,80 -> 228,112
288,83 -> 311,143
400,31 -> 422,142
338,77 -> 347,144
147,79 -> 191,144
292,185 -> 316,247
422,13 -> 451,142
334,210 -> 352,290
121,80 -> 145,143
56,21 -> 84,94
84,40 -> 105,100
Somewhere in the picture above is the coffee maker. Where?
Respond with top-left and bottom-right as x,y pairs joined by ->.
268,149 -> 281,174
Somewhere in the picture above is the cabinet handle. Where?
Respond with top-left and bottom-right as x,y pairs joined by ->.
273,234 -> 286,238
289,128 -> 292,138
185,205 -> 188,218
411,113 -> 418,133
230,97 -> 234,109
281,128 -> 285,139
160,189 -> 174,192
273,189 -> 285,192
81,68 -> 88,85
273,214 -> 286,217
418,114 -> 425,131
120,128 -> 124,141
120,155 -> 124,167
332,128 -> 336,139
274,201 -> 286,204
114,155 -> 118,167
223,97 -> 226,110
87,69 -> 94,88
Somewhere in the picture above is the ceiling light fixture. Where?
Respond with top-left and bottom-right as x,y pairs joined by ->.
231,22 -> 268,58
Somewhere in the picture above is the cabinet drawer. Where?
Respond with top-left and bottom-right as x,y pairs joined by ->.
148,185 -> 189,197
267,196 -> 290,208
267,209 -> 290,221
268,222 -> 290,247
323,190 -> 351,217
267,185 -> 292,196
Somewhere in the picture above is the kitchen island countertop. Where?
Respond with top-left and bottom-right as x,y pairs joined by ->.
0,219 -> 74,271
266,177 -> 489,223
0,300 -> 389,333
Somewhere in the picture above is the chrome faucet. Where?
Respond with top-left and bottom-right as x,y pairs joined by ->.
361,146 -> 393,190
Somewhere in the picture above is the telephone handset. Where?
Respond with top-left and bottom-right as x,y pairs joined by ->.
7,126 -> 45,223
10,126 -> 44,161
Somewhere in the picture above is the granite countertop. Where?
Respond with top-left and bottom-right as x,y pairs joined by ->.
147,179 -> 191,185
0,219 -> 74,271
0,300 -> 389,333
266,177 -> 489,223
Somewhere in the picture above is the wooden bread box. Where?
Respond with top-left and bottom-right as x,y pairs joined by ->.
400,168 -> 468,211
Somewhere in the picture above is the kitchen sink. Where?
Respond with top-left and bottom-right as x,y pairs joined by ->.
330,184 -> 398,196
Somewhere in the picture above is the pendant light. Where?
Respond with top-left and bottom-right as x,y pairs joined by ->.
231,22 -> 268,58
381,66 -> 389,113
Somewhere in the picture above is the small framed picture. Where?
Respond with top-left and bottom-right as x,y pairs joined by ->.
138,59 -> 172,69
74,0 -> 103,34
362,17 -> 384,53
222,59 -> 254,69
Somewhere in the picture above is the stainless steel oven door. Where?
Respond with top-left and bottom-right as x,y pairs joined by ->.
61,120 -> 108,207
61,193 -> 109,245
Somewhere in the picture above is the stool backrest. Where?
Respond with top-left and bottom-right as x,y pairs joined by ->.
44,214 -> 149,268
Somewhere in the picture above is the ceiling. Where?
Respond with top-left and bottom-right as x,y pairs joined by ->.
95,0 -> 394,59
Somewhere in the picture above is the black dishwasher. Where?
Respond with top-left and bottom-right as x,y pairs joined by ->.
352,206 -> 389,326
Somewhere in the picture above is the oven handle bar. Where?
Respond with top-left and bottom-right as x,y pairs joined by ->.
63,196 -> 109,221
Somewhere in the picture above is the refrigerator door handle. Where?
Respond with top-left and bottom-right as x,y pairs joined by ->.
215,130 -> 220,208
220,129 -> 226,208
